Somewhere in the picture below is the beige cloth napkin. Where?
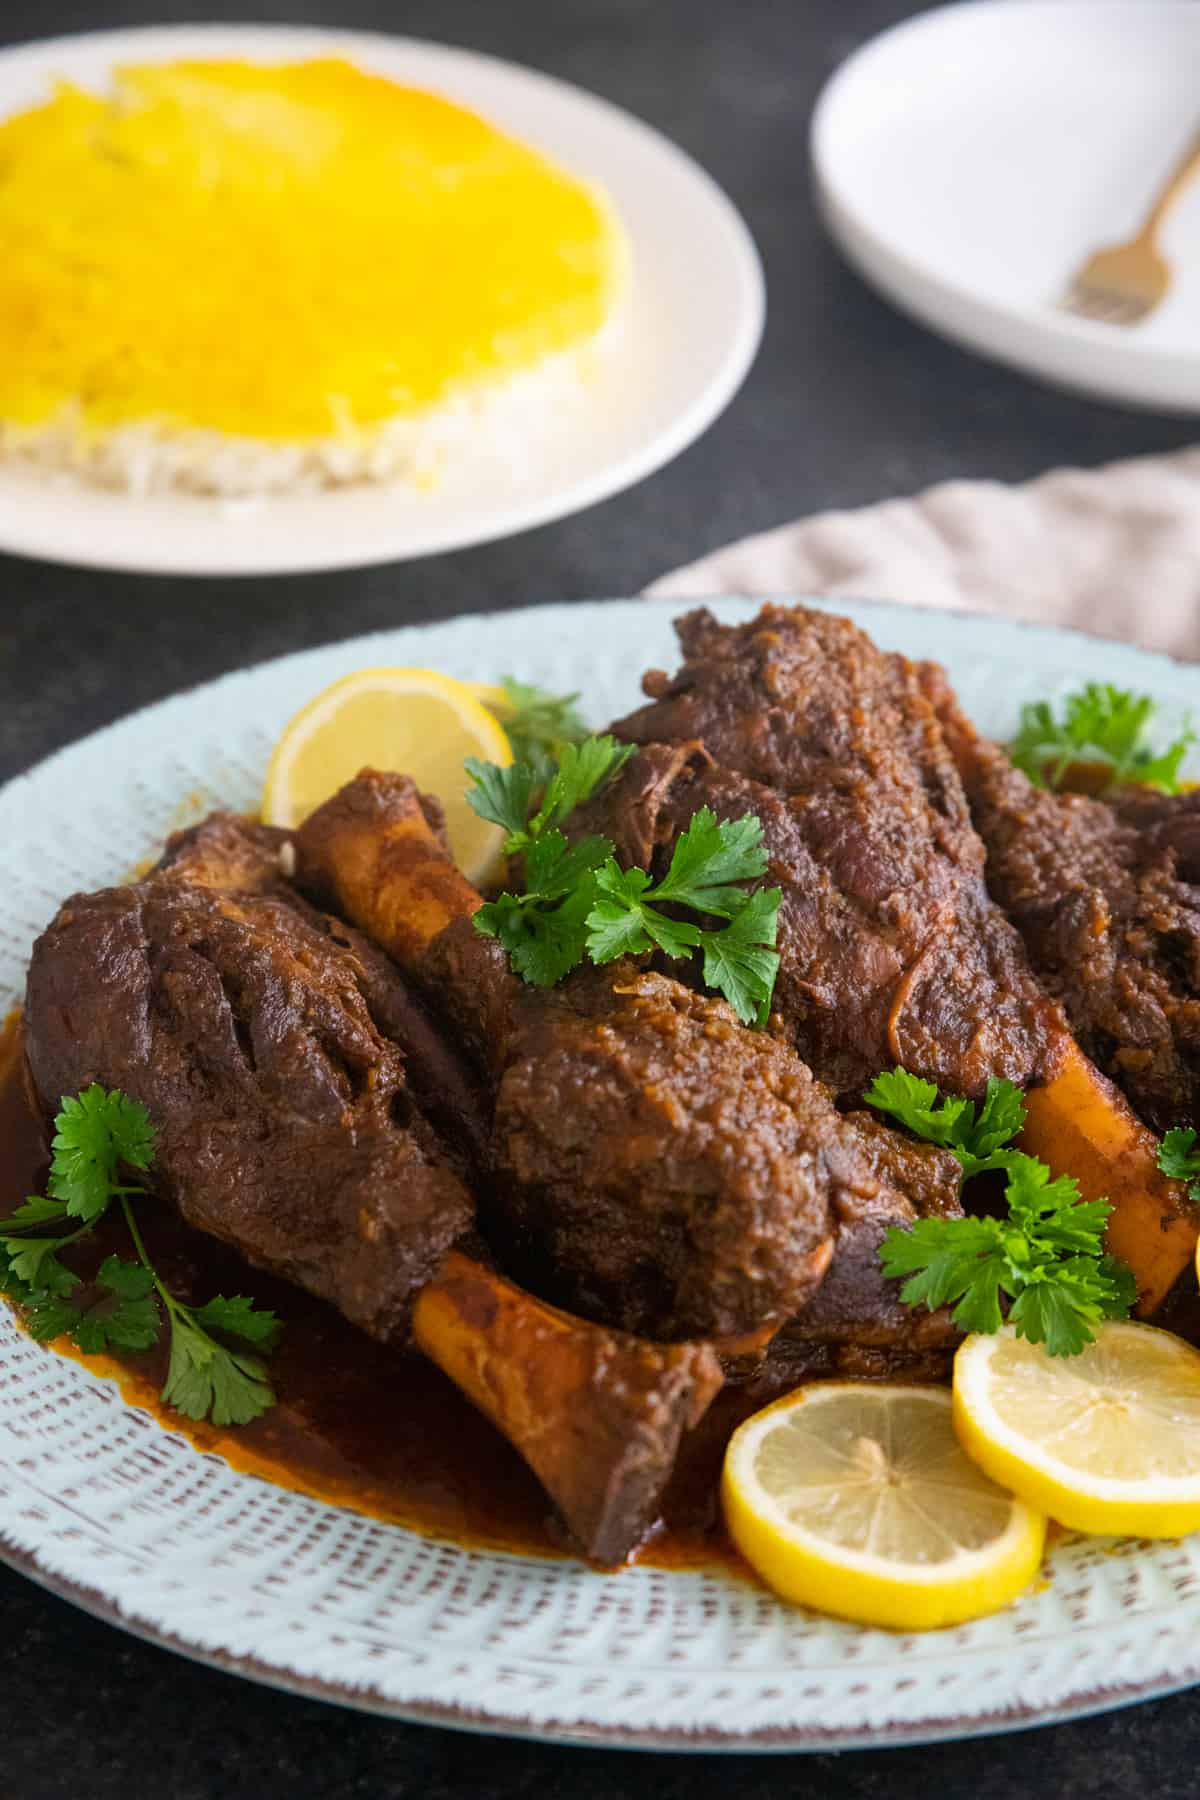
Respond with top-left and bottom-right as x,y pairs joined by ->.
647,447 -> 1200,662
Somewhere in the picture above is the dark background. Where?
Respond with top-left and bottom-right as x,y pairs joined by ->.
2,1 -> 1198,1794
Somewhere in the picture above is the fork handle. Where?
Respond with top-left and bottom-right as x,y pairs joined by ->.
1139,126 -> 1200,241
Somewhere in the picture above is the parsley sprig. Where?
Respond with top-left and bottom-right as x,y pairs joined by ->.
494,676 -> 590,780
869,1067 -> 1136,1356
467,734 -> 635,858
466,740 -> 782,1026
586,809 -> 782,1026
864,1069 -> 1028,1179
0,1086 -> 280,1426
472,835 -> 615,989
1009,683 -> 1195,794
1159,1127 -> 1200,1204
466,735 -> 633,988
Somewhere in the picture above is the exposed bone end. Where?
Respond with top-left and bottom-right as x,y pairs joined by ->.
413,1250 -> 724,1566
294,767 -> 480,967
1021,1040 -> 1197,1316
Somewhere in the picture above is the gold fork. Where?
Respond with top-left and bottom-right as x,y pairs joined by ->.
1061,125 -> 1200,326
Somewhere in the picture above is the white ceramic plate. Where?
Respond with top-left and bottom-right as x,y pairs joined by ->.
812,0 -> 1200,412
1,598 -> 1198,1749
0,26 -> 763,576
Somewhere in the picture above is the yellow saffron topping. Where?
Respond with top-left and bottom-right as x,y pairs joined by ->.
0,58 -> 625,442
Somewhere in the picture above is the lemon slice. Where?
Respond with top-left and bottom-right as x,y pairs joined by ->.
721,1383 -> 1045,1630
954,1322 -> 1200,1538
468,681 -> 511,719
262,667 -> 511,883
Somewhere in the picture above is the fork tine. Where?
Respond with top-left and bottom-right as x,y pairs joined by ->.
1092,292 -> 1133,324
1060,287 -> 1105,322
1084,295 -> 1126,325
1103,295 -> 1148,325
1060,284 -> 1148,326
1060,282 -> 1103,319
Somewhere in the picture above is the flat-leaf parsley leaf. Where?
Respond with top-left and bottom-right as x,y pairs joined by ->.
871,1067 -> 1135,1355
1009,683 -> 1195,794
1159,1127 -> 1200,1204
696,886 -> 783,1029
468,741 -> 783,1026
864,1067 -> 1027,1178
463,757 -> 538,840
586,809 -> 781,1027
474,830 -> 613,988
0,1086 -> 280,1425
160,1309 -> 276,1429
466,735 -> 633,859
70,1256 -> 161,1355
495,677 -> 589,780
49,1083 -> 156,1220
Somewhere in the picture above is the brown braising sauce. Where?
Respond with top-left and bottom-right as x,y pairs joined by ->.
0,1015 -> 751,1576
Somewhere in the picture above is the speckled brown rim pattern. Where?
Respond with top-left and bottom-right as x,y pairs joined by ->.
3,1530 -> 1198,1751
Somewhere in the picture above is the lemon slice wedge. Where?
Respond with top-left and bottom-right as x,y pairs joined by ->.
468,681 -> 511,718
954,1322 -> 1200,1538
262,667 -> 512,883
721,1383 -> 1045,1630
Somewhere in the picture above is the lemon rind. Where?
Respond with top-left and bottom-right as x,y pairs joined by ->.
260,664 -> 511,884
722,1384 -> 1047,1631
954,1325 -> 1200,1538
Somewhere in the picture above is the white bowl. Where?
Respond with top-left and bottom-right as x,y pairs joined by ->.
812,0 -> 1200,412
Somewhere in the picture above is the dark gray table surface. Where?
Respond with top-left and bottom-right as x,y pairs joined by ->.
2,1 -> 1198,1794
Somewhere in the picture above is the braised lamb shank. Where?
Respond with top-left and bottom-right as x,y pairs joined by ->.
26,816 -> 475,1340
295,771 -> 843,1341
22,601 -> 1195,1569
294,767 -> 965,1376
924,675 -> 1200,1139
592,605 -> 1195,1312
23,815 -> 722,1565
605,605 -> 1066,1097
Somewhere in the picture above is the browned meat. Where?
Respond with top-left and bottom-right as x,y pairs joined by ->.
1110,786 -> 1200,885
606,605 -> 1068,1100
496,968 -> 836,1338
160,816 -> 494,1166
594,608 -> 1200,1320
925,678 -> 1200,1135
499,971 -> 964,1357
296,770 -> 964,1350
498,963 -> 971,1353
781,1110 -> 962,1359
26,813 -> 725,1566
297,772 -> 842,1339
155,811 -> 293,892
25,843 -> 474,1344
500,986 -> 964,1353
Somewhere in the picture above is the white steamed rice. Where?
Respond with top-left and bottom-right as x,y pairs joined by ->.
0,324 -> 620,501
